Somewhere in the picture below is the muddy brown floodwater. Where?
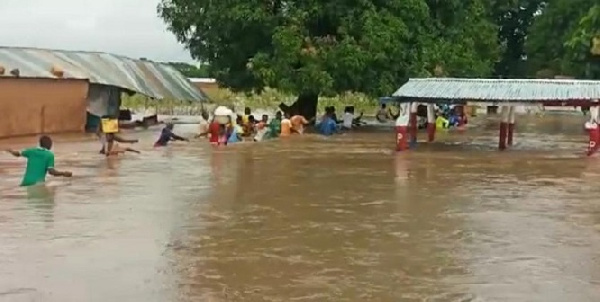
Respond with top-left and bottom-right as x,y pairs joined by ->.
1,114 -> 600,301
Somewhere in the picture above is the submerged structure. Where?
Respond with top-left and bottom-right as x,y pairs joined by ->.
386,78 -> 600,155
0,47 -> 207,138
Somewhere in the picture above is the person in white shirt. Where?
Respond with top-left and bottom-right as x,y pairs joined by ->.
342,107 -> 353,129
342,106 -> 364,129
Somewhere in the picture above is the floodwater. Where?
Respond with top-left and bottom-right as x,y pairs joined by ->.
1,114 -> 600,301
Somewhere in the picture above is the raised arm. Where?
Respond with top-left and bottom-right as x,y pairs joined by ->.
170,132 -> 188,141
5,149 -> 21,157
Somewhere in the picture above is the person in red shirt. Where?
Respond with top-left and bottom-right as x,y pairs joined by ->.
208,120 -> 220,145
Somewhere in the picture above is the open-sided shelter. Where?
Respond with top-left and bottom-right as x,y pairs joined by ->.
387,78 -> 600,154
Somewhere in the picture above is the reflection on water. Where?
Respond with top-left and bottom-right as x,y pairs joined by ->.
1,115 -> 600,301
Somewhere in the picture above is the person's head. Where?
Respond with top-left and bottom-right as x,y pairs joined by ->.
244,107 -> 251,115
284,112 -> 291,119
166,123 -> 174,130
275,111 -> 282,119
201,109 -> 209,121
344,106 -> 351,113
39,135 -> 53,150
381,103 -> 387,109
262,114 -> 269,123
236,115 -> 243,125
248,115 -> 256,123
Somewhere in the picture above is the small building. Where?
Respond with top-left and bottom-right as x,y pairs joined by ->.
0,47 -> 208,138
189,78 -> 219,99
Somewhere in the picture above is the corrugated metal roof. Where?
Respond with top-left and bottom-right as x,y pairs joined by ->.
0,47 -> 207,102
392,78 -> 600,102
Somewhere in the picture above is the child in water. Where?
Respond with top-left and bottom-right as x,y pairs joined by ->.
5,135 -> 72,186
96,123 -> 138,154
154,123 -> 188,147
104,133 -> 141,156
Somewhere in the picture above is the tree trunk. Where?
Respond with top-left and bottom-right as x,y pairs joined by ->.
279,92 -> 318,121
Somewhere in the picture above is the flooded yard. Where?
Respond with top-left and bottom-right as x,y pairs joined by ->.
1,115 -> 600,301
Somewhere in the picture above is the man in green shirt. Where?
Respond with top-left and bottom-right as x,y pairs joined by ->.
268,111 -> 282,138
6,135 -> 72,186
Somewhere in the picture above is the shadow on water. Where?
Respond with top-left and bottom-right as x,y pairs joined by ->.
1,114 -> 600,301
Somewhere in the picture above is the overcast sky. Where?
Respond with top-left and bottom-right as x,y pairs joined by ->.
0,0 -> 195,63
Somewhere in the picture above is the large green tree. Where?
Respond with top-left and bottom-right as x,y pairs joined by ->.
158,0 -> 499,119
491,0 -> 546,77
526,0 -> 599,78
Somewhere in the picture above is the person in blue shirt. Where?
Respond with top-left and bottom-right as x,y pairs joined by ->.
318,108 -> 338,136
154,123 -> 188,147
227,115 -> 244,143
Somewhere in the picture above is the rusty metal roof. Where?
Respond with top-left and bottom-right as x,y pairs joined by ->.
392,78 -> 600,102
0,47 -> 207,102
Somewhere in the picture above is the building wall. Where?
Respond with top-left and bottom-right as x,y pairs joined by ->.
0,78 -> 89,138
191,81 -> 219,99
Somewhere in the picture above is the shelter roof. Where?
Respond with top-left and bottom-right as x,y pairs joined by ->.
0,46 -> 207,102
391,78 -> 600,103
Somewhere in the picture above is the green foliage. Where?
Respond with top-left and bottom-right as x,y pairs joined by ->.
121,89 -> 379,115
490,0 -> 546,77
526,0 -> 599,78
158,0 -> 499,97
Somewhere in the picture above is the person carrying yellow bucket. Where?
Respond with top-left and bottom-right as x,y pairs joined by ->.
97,116 -> 140,155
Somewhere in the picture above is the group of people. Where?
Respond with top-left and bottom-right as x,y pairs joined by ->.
375,103 -> 467,130
196,107 -> 312,145
196,105 -> 365,145
4,104 -> 368,187
432,104 -> 468,129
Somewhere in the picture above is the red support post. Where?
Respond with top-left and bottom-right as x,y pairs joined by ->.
507,123 -> 515,146
409,112 -> 418,144
499,106 -> 509,150
427,123 -> 435,142
396,126 -> 408,151
499,122 -> 508,150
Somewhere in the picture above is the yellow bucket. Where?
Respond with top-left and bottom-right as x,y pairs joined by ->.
101,118 -> 119,133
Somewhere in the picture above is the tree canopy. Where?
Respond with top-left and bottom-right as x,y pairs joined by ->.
158,0 -> 599,105
158,0 -> 499,99
526,1 -> 599,78
491,0 -> 546,77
